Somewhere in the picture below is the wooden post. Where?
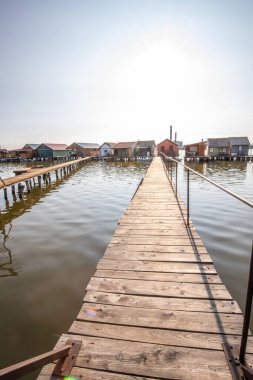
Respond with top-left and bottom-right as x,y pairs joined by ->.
38,176 -> 41,187
33,177 -> 36,186
29,179 -> 32,189
25,181 -> 30,192
11,185 -> 15,197
3,188 -> 8,201
48,172 -> 51,183
18,183 -> 24,198
55,170 -> 59,180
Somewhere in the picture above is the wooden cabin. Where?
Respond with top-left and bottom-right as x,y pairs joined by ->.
229,137 -> 250,157
185,141 -> 208,158
99,142 -> 115,158
157,139 -> 179,157
0,149 -> 8,159
113,142 -> 137,159
36,144 -> 73,159
208,138 -> 230,158
134,140 -> 156,158
208,137 -> 250,158
67,143 -> 100,158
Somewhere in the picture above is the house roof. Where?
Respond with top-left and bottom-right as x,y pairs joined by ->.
23,144 -> 40,150
229,137 -> 250,146
208,137 -> 250,147
100,142 -> 116,148
0,149 -> 8,153
207,138 -> 230,148
136,140 -> 156,148
157,139 -> 178,147
71,142 -> 100,149
185,141 -> 207,147
38,144 -> 69,150
113,142 -> 137,149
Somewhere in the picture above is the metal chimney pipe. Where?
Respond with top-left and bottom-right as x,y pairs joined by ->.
175,132 -> 177,142
170,125 -> 172,140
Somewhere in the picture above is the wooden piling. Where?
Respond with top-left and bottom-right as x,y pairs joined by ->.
3,188 -> 8,201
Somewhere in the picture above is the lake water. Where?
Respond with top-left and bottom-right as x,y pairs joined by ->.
0,157 -> 253,378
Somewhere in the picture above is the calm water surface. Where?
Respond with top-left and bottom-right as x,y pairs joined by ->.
0,158 -> 253,378
176,158 -> 253,314
0,160 -> 149,377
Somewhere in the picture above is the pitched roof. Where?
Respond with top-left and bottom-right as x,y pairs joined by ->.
23,144 -> 40,150
157,139 -> 178,147
185,141 -> 207,147
208,137 -> 250,147
229,137 -> 250,146
136,140 -> 156,148
207,138 -> 230,148
71,142 -> 100,149
38,144 -> 69,150
100,142 -> 116,148
113,142 -> 137,149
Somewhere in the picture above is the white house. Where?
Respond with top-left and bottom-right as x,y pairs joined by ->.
99,142 -> 115,158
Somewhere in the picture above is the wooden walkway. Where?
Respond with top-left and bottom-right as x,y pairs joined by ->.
0,157 -> 90,190
39,157 -> 252,380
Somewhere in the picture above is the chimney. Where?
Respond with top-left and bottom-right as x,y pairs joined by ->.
175,132 -> 177,142
170,125 -> 172,141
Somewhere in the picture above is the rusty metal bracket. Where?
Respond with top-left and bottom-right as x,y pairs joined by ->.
222,343 -> 253,380
52,339 -> 82,377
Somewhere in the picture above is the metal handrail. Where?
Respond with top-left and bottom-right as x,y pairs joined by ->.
160,153 -> 253,209
160,152 -> 253,380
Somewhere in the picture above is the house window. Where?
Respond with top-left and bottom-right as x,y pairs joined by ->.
223,148 -> 227,152
239,146 -> 242,151
210,148 -> 214,153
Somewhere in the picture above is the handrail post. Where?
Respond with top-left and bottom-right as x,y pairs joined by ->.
239,242 -> 253,364
170,161 -> 173,182
175,162 -> 178,197
187,169 -> 190,226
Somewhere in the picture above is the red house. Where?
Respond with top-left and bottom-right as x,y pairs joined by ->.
157,139 -> 179,157
185,141 -> 208,158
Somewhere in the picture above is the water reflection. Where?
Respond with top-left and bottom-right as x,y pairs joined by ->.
0,165 -> 89,279
0,223 -> 19,277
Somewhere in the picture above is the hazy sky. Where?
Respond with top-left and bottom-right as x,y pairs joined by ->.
0,0 -> 253,149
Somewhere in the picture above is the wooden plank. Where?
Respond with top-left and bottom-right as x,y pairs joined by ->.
39,365 -> 157,380
86,277 -> 232,300
110,237 -> 204,246
107,244 -> 208,254
104,249 -> 213,263
68,321 -> 253,352
94,269 -> 223,284
84,291 -> 241,313
114,228 -> 200,238
78,303 -> 242,334
51,334 -> 234,380
97,259 -> 216,274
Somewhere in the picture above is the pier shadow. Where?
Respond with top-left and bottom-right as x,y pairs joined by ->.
163,168 -> 236,349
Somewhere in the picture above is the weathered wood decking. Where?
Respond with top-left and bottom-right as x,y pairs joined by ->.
40,157 -> 251,380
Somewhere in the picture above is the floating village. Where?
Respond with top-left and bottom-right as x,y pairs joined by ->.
0,127 -> 252,164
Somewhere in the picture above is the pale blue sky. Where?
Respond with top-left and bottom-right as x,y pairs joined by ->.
0,0 -> 252,149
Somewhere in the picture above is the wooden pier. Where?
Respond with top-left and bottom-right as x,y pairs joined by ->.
38,157 -> 252,379
0,157 -> 92,204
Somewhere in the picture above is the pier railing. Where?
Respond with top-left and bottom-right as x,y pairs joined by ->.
161,152 -> 253,380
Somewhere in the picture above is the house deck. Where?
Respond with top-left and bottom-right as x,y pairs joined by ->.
39,157 -> 252,380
